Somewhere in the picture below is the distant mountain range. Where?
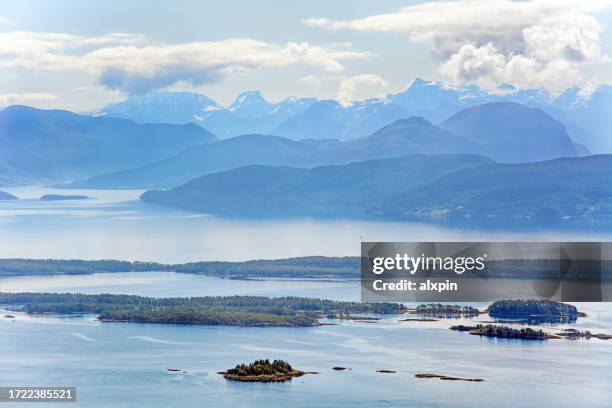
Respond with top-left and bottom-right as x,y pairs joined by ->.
0,85 -> 608,224
95,90 -> 316,139
140,154 -> 493,217
94,78 -> 612,153
67,134 -> 321,189
271,99 -> 410,140
140,154 -> 612,220
440,103 -> 577,163
0,105 -> 216,182
67,102 -> 578,189
374,154 -> 612,220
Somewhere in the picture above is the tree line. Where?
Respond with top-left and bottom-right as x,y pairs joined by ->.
0,293 -> 405,327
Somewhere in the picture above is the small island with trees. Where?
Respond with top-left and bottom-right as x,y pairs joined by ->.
556,328 -> 612,340
488,299 -> 584,324
40,194 -> 90,201
413,303 -> 480,318
447,300 -> 589,340
451,324 -> 549,340
447,300 -> 611,341
219,359 -> 312,382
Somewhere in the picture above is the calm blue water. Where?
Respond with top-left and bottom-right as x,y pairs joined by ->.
0,273 -> 611,408
1,187 -> 612,262
0,272 -> 360,301
0,188 -> 611,407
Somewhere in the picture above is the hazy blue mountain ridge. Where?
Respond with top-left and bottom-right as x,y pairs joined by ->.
66,134 -> 322,189
0,190 -> 17,200
140,154 -> 494,217
332,116 -> 479,161
375,154 -> 612,220
93,78 -> 612,152
68,102 -> 580,189
0,105 -> 216,182
140,154 -> 612,220
440,102 -> 577,162
271,99 -> 412,140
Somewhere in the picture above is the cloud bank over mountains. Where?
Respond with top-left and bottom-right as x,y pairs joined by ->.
337,74 -> 389,106
0,31 -> 370,95
305,0 -> 612,94
1,1 -> 612,106
0,92 -> 57,106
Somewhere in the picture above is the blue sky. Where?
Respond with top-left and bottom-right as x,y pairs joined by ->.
1,0 -> 612,110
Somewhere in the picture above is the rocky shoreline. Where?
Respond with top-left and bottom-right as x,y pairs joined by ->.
416,373 -> 484,382
219,371 -> 313,382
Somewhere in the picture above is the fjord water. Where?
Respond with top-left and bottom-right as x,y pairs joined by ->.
2,187 -> 612,262
0,275 -> 611,408
0,187 -> 611,407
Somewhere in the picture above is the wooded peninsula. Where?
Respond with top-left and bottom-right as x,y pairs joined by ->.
0,293 -> 405,327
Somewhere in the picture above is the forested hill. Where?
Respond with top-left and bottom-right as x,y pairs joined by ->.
375,154 -> 612,220
140,154 -> 492,217
1,257 -> 610,282
0,293 -> 406,327
0,257 -> 360,279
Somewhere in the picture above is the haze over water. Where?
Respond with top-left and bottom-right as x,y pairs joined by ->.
1,187 -> 612,263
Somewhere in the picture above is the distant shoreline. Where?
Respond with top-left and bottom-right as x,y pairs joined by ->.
1,257 -> 610,282
0,257 -> 360,280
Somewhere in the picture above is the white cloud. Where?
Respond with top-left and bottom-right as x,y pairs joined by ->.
0,31 -> 144,71
336,74 -> 389,106
578,79 -> 601,98
299,75 -> 322,87
0,92 -> 57,106
0,31 -> 371,94
305,0 -> 612,93
86,40 -> 370,94
0,16 -> 10,25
